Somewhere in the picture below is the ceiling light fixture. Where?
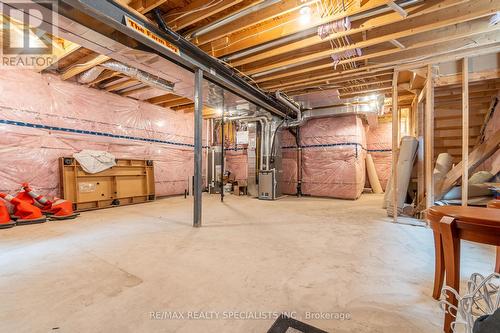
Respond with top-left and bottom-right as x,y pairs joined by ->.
299,6 -> 311,25
490,12 -> 500,26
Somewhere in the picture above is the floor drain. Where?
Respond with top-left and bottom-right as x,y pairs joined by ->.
267,315 -> 328,333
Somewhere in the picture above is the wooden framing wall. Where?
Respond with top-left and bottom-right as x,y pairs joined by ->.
390,51 -> 499,218
461,58 -> 469,207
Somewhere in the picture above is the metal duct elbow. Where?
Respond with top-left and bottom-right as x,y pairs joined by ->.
254,110 -> 273,121
77,66 -> 106,84
101,61 -> 175,92
301,104 -> 380,121
283,95 -> 385,128
77,61 -> 175,92
223,109 -> 273,122
275,92 -> 307,128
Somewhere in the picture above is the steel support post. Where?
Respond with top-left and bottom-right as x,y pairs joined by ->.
193,68 -> 203,227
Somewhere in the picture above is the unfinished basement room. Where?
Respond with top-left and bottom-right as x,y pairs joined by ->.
1,1 -> 500,332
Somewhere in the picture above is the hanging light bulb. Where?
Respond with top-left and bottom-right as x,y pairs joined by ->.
490,12 -> 500,26
299,6 -> 311,25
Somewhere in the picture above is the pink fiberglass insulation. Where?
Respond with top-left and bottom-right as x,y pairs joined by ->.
281,129 -> 298,195
0,69 -> 200,197
296,115 -> 367,199
225,149 -> 248,182
366,121 -> 392,191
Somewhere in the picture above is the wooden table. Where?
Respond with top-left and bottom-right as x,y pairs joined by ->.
427,206 -> 500,333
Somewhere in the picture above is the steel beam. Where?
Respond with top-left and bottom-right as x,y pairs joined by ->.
44,0 -> 289,117
221,104 -> 225,203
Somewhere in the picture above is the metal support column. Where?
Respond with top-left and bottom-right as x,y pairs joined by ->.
193,68 -> 203,227
221,107 -> 225,202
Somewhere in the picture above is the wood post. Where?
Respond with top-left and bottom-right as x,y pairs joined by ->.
417,100 -> 425,209
425,65 -> 435,209
392,71 -> 399,222
461,58 -> 469,207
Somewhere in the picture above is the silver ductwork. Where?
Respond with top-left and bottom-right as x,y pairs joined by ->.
78,66 -> 106,83
283,94 -> 385,128
224,111 -> 273,170
77,60 -> 175,92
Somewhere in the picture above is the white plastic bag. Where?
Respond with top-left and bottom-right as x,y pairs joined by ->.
73,150 -> 116,174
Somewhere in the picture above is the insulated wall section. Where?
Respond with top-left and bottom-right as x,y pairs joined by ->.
0,70 -> 197,197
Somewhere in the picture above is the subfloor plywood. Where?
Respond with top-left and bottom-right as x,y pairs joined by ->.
0,194 -> 496,333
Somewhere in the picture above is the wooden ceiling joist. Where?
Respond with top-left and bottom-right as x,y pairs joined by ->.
163,98 -> 193,108
166,0 -> 243,31
37,43 -> 81,73
55,0 -> 500,115
120,85 -> 152,97
255,21 -> 499,85
89,71 -> 122,86
104,78 -> 139,92
228,0 -> 467,67
146,93 -> 183,105
171,103 -> 195,111
340,85 -> 392,98
129,0 -> 169,14
192,0 -> 320,46
264,37 -> 500,94
203,0 -> 399,58
292,80 -> 393,98
240,0 -> 499,75
288,72 -> 394,96
60,54 -> 110,80
269,70 -> 394,92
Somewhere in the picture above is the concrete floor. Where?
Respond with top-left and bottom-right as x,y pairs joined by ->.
0,194 -> 496,333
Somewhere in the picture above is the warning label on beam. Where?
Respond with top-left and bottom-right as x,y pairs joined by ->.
124,16 -> 180,55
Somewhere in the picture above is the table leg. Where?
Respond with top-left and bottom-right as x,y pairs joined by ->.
432,228 -> 445,300
496,246 -> 500,274
439,216 -> 461,333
